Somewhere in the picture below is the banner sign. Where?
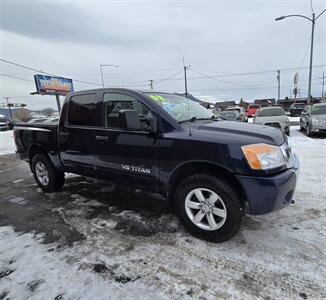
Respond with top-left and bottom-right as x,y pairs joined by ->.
34,74 -> 74,95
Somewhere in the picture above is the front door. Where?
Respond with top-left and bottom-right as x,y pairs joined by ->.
93,91 -> 160,191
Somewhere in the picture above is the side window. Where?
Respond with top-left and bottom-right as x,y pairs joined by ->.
68,93 -> 97,126
103,93 -> 151,129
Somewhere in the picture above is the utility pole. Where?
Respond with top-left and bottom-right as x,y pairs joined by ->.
184,65 -> 188,98
4,97 -> 12,119
277,70 -> 281,101
55,94 -> 61,113
149,80 -> 154,90
322,72 -> 325,101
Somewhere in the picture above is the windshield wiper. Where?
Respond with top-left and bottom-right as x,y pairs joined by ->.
179,116 -> 218,124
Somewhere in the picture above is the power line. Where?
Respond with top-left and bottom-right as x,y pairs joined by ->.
0,74 -> 34,82
0,58 -> 103,87
190,68 -> 273,87
190,64 -> 326,78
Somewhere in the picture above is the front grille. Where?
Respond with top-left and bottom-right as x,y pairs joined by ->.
265,122 -> 281,128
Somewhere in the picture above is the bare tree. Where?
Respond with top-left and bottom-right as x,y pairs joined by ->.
13,109 -> 32,122
42,107 -> 55,117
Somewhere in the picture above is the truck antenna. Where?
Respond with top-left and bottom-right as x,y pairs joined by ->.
183,59 -> 192,136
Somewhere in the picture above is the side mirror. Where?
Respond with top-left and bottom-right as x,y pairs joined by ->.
145,115 -> 158,133
119,110 -> 141,130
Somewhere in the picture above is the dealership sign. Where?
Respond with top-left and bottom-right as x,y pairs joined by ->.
34,74 -> 74,95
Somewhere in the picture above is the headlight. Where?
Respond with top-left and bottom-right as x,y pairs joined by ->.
312,118 -> 319,125
242,143 -> 286,170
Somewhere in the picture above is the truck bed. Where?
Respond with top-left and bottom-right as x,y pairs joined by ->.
14,123 -> 59,162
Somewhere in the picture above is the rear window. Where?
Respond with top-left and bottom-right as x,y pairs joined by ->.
249,105 -> 260,109
256,107 -> 285,117
293,104 -> 305,108
68,93 -> 97,126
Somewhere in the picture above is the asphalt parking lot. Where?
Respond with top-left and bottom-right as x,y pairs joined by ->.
0,127 -> 325,300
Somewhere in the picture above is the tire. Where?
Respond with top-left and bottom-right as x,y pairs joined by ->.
174,173 -> 243,243
31,154 -> 65,193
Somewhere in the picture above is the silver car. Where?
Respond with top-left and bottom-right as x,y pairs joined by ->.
300,103 -> 326,136
254,107 -> 290,135
0,121 -> 9,131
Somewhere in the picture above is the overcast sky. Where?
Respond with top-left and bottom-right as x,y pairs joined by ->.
0,0 -> 325,110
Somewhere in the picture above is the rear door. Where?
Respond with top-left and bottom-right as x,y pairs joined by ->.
58,92 -> 101,176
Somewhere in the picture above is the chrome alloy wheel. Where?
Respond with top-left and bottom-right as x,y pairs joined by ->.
185,188 -> 227,231
35,161 -> 49,186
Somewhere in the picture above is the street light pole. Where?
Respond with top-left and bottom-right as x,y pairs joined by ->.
277,70 -> 281,101
275,9 -> 326,104
307,13 -> 315,104
99,64 -> 119,87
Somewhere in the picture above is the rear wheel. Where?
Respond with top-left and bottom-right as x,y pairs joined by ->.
31,154 -> 65,193
175,173 -> 243,242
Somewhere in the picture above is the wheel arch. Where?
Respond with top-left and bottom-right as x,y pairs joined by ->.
166,161 -> 248,209
28,144 -> 63,171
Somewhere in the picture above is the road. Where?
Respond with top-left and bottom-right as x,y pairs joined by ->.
0,127 -> 325,300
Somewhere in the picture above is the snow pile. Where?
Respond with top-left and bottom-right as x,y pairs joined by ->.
0,131 -> 16,155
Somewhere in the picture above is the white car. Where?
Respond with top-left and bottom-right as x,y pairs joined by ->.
254,107 -> 290,135
226,106 -> 248,122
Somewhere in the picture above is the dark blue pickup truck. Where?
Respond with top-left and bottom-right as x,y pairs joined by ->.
14,88 -> 299,242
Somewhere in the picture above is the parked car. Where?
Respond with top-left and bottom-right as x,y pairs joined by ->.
226,106 -> 248,122
14,88 -> 299,242
215,111 -> 240,121
0,120 -> 9,131
254,107 -> 290,135
289,103 -> 305,117
300,103 -> 326,136
247,104 -> 260,117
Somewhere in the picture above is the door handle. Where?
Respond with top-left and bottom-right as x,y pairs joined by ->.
59,131 -> 69,137
96,135 -> 109,142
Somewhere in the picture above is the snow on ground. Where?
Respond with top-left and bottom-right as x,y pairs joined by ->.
0,131 -> 15,155
0,127 -> 326,299
0,227 -> 165,300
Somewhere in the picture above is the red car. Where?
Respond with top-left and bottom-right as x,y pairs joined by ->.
247,104 -> 261,117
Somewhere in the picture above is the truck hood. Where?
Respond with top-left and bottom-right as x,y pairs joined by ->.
183,121 -> 285,146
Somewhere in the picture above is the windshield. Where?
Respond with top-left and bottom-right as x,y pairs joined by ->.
256,107 -> 285,117
145,93 -> 214,122
311,105 -> 326,115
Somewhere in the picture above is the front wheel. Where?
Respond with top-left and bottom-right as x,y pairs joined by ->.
175,174 -> 243,242
31,154 -> 65,193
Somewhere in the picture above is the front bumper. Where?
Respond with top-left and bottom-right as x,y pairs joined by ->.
311,123 -> 326,133
236,153 -> 299,215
